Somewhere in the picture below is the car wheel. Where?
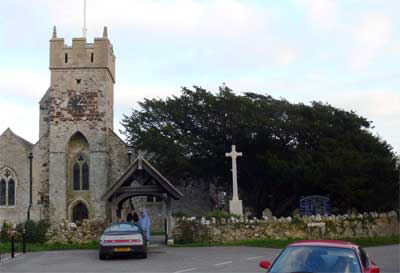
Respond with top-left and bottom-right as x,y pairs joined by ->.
99,253 -> 107,260
140,252 -> 147,259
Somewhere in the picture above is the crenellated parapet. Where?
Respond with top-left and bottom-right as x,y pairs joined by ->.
49,26 -> 115,82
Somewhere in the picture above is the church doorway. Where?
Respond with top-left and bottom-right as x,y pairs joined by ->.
72,202 -> 89,223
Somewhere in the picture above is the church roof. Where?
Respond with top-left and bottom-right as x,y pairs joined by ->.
102,157 -> 183,201
39,88 -> 51,105
0,128 -> 33,149
107,128 -> 128,147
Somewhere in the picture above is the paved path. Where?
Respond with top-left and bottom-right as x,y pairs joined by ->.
364,244 -> 400,273
1,245 -> 398,272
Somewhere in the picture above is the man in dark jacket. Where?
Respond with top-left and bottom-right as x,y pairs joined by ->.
127,209 -> 139,223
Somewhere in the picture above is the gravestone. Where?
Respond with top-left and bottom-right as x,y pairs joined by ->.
262,208 -> 273,218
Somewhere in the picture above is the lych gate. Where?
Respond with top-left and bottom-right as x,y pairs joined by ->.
101,156 -> 183,243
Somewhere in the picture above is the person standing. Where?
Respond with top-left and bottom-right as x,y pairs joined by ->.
132,209 -> 139,223
139,210 -> 151,243
126,209 -> 134,222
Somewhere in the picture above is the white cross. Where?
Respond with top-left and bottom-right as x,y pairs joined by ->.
137,150 -> 147,170
225,145 -> 242,200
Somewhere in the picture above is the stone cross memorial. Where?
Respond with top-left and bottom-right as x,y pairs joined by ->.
225,145 -> 243,216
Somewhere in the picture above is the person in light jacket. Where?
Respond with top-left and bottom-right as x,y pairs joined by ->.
139,210 -> 151,242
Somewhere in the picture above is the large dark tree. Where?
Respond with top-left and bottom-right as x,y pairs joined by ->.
121,86 -> 399,216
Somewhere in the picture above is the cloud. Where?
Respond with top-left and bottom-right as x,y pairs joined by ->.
1,0 -> 398,154
351,13 -> 393,69
296,0 -> 339,31
326,89 -> 400,154
0,99 -> 38,143
47,0 -> 270,38
0,69 -> 48,100
45,0 -> 301,71
276,48 -> 299,67
114,82 -> 186,109
327,90 -> 400,118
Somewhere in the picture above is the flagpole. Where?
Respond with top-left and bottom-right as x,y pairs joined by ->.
83,0 -> 87,37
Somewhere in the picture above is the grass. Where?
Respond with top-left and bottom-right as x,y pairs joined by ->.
0,241 -> 98,254
151,230 -> 166,236
0,236 -> 397,253
348,236 -> 400,247
173,236 -> 400,249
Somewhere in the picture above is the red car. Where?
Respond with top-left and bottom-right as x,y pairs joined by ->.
259,240 -> 380,273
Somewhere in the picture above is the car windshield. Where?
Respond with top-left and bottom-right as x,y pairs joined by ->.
104,223 -> 140,233
269,246 -> 362,273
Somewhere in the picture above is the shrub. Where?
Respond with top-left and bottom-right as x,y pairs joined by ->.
18,219 -> 50,243
24,220 -> 37,243
1,221 -> 10,243
36,220 -> 50,243
173,211 -> 190,218
206,210 -> 230,220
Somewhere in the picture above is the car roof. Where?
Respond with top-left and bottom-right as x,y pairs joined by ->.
288,240 -> 358,249
110,221 -> 137,225
106,222 -> 142,228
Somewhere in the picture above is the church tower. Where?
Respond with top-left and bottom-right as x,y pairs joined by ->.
43,27 -> 116,221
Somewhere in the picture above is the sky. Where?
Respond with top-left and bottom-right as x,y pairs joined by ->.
0,0 -> 399,155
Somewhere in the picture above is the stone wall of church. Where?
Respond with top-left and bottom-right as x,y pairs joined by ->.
89,151 -> 108,219
47,127 -> 109,222
0,130 -> 31,223
39,89 -> 51,139
107,130 -> 129,187
31,136 -> 50,220
47,68 -> 114,222
48,70 -> 114,129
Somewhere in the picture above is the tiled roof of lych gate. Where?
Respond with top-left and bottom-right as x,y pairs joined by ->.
102,157 -> 183,201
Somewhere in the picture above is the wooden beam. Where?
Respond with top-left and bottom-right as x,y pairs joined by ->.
115,186 -> 164,195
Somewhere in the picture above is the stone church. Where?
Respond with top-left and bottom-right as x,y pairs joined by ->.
0,27 -> 214,227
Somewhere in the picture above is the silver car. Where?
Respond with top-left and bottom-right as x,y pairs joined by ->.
99,222 -> 147,260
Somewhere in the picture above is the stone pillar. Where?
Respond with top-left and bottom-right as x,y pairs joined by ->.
111,198 -> 117,222
165,197 -> 174,245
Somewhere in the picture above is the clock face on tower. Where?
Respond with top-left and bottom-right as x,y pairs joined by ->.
68,94 -> 87,115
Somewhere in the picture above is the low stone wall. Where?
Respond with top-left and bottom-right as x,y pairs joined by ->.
172,211 -> 399,244
46,219 -> 108,243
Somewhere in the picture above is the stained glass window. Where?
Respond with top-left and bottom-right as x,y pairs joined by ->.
0,168 -> 16,207
73,163 -> 80,190
0,179 -> 6,206
8,179 -> 15,206
72,156 -> 89,191
82,163 -> 89,190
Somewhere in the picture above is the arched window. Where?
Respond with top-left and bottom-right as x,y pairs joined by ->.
8,179 -> 15,206
72,155 -> 89,191
82,163 -> 89,190
0,167 -> 17,207
0,179 -> 6,206
73,163 -> 80,190
72,202 -> 89,223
